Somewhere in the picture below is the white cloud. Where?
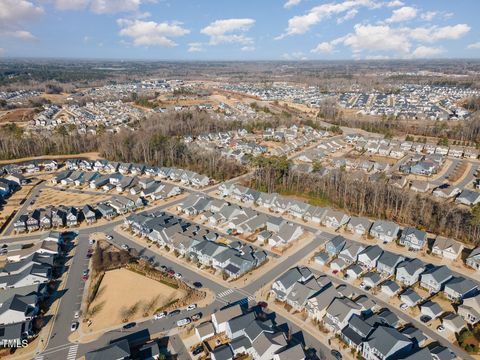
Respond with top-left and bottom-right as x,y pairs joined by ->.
421,11 -> 437,22
337,9 -> 358,24
408,24 -> 470,43
90,0 -> 141,14
277,0 -> 403,39
241,46 -> 255,52
54,0 -> 89,11
187,42 -> 204,52
118,18 -> 190,47
365,54 -> 390,59
386,0 -> 404,6
311,42 -> 334,53
0,48 -> 4,56
284,0 -> 301,9
467,42 -> 480,50
331,22 -> 470,59
201,18 -> 255,45
0,0 -> 43,40
282,51 -> 308,60
411,45 -> 443,58
386,6 -> 417,23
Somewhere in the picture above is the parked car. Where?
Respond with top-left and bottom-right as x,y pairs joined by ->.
70,322 -> 78,332
192,346 -> 203,356
400,303 -> 408,310
105,235 -> 113,240
89,239 -> 95,245
174,273 -> 182,279
193,282 -> 203,288
168,309 -> 181,317
74,311 -> 80,319
83,269 -> 89,277
331,350 -> 342,360
122,322 -> 136,329
186,304 -> 197,311
176,318 -> 191,327
420,315 -> 432,323
121,244 -> 129,251
437,325 -> 445,332
154,312 -> 167,320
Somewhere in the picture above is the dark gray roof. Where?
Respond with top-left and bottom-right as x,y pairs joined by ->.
211,344 -> 233,360
227,312 -> 256,334
365,326 -> 412,358
85,339 -> 131,360
229,335 -> 252,352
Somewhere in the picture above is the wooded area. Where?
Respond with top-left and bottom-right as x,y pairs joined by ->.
248,157 -> 480,245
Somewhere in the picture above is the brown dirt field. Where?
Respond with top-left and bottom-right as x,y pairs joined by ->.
0,108 -> 35,123
0,152 -> 103,165
86,268 -> 187,332
41,93 -> 70,104
33,188 -> 111,208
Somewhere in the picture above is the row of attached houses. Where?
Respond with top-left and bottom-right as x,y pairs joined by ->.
0,232 -> 62,346
63,159 -> 210,188
13,196 -> 144,233
270,266 -> 456,360
124,211 -> 267,279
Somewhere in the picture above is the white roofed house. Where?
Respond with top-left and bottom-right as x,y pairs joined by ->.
431,236 -> 464,260
369,220 -> 400,243
322,209 -> 350,229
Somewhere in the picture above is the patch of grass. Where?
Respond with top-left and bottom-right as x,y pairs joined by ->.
154,298 -> 178,313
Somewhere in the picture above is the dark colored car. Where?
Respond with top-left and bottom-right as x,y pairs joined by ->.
420,315 -> 432,323
193,282 -> 203,288
191,312 -> 203,321
192,346 -> 203,355
257,301 -> 268,309
123,322 -> 136,329
168,309 -> 181,317
331,350 -> 342,360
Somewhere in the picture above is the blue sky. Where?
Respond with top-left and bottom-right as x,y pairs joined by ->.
1,0 -> 480,60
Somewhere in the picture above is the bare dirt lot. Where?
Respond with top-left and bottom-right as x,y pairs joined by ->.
0,108 -> 35,124
33,187 -> 111,208
86,268 -> 187,333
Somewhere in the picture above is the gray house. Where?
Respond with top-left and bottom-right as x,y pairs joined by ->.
420,265 -> 453,293
325,236 -> 347,257
466,247 -> 480,271
443,277 -> 478,301
357,245 -> 383,269
347,217 -> 373,236
395,258 -> 425,286
362,326 -> 413,360
399,227 -> 427,251
376,251 -> 405,276
369,220 -> 400,243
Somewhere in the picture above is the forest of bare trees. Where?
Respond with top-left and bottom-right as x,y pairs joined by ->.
248,157 -> 480,245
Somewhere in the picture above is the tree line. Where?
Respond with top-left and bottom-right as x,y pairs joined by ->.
248,157 -> 480,245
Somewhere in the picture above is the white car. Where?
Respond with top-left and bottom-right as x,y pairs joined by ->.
89,239 -> 95,245
176,318 -> 191,327
400,303 -> 408,310
437,325 -> 445,333
186,304 -> 197,311
121,244 -> 129,251
106,235 -> 113,240
174,273 -> 182,279
359,282 -> 366,289
154,312 -> 167,320
74,311 -> 80,319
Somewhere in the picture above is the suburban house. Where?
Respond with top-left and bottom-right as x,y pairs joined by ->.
324,297 -> 362,332
420,301 -> 444,320
458,294 -> 480,325
325,236 -> 347,257
338,244 -> 365,265
322,210 -> 350,229
399,228 -> 427,251
211,305 -> 243,333
369,220 -> 400,243
420,266 -> 453,293
357,246 -> 383,269
395,259 -> 426,286
466,247 -> 480,270
400,288 -> 422,307
305,285 -> 339,321
271,267 -> 313,301
456,189 -> 480,206
376,251 -> 405,276
362,326 -> 413,360
346,217 -> 373,236
443,277 -> 478,301
268,223 -> 303,247
431,237 -> 464,260
340,314 -> 374,352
